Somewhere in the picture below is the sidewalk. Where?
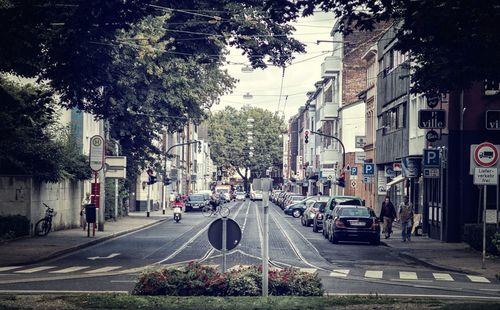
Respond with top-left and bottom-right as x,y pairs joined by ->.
0,210 -> 171,267
382,223 -> 500,278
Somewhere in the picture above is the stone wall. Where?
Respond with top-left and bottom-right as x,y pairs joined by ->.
0,176 -> 82,234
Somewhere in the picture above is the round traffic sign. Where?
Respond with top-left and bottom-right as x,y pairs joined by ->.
207,218 -> 241,251
474,142 -> 499,167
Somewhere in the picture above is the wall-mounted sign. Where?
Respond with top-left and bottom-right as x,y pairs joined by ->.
426,130 -> 440,143
355,136 -> 367,148
423,168 -> 440,178
402,156 -> 422,178
418,110 -> 446,129
486,110 -> 500,130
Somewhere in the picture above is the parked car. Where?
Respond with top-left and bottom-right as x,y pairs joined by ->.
185,194 -> 209,212
282,195 -> 306,214
325,205 -> 380,245
235,191 -> 246,201
251,190 -> 263,201
312,202 -> 328,232
285,198 -> 314,218
302,199 -> 329,227
322,196 -> 364,239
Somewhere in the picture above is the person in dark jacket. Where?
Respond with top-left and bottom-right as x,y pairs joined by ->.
379,196 -> 397,239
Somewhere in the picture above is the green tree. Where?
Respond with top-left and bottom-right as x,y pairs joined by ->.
290,0 -> 500,94
0,77 -> 91,182
208,107 -> 285,190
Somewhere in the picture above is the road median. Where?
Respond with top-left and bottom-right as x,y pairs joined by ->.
0,294 -> 499,309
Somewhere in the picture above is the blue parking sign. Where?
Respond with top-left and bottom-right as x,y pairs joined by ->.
350,167 -> 358,176
363,163 -> 375,176
423,149 -> 440,167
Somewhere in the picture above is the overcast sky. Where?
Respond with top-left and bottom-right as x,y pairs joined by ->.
212,12 -> 336,121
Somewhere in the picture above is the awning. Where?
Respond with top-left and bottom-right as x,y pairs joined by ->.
386,175 -> 406,189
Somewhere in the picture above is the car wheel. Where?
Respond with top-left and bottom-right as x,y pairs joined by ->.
312,222 -> 318,232
292,209 -> 302,218
300,216 -> 306,226
330,232 -> 339,244
370,236 -> 381,245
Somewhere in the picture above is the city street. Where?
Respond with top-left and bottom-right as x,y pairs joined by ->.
0,200 -> 498,300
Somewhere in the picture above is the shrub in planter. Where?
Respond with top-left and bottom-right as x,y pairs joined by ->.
133,263 -> 323,296
463,224 -> 498,255
269,268 -> 323,296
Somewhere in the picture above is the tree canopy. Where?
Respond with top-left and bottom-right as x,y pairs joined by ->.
290,0 -> 500,95
0,77 -> 91,182
0,0 -> 306,178
207,106 -> 285,183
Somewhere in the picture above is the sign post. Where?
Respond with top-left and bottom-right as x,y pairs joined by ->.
261,178 -> 272,297
473,141 -> 500,269
89,135 -> 105,232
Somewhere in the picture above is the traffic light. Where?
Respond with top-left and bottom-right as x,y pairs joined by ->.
337,171 -> 345,188
198,141 -> 202,153
304,130 -> 309,144
146,168 -> 157,185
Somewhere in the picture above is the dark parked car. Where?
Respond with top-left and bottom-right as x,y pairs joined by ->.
184,194 -> 209,212
325,205 -> 380,245
322,196 -> 364,239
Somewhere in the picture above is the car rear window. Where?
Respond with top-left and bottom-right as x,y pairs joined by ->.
291,196 -> 305,201
339,207 -> 371,217
335,198 -> 362,206
189,195 -> 204,201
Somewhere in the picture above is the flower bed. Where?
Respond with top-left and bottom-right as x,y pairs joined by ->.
132,263 -> 323,296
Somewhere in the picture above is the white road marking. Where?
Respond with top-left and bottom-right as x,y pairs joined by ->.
49,266 -> 90,274
432,273 -> 454,281
466,275 -> 490,283
84,266 -> 122,274
299,268 -> 317,274
329,269 -> 349,277
399,271 -> 418,280
365,270 -> 383,279
0,266 -> 21,272
87,253 -> 120,260
15,266 -> 56,273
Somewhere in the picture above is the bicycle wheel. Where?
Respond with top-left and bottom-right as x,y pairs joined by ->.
202,206 -> 212,217
35,219 -> 50,236
219,206 -> 230,218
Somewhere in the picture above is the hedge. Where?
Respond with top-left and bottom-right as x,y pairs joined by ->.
462,223 -> 498,255
0,215 -> 30,240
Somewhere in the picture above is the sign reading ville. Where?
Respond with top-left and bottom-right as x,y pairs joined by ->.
486,110 -> 500,130
418,109 -> 446,129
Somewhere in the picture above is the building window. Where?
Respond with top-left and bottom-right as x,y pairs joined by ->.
382,103 -> 406,134
324,85 -> 333,103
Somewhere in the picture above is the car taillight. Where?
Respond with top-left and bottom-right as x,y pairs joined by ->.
335,219 -> 345,228
371,218 -> 380,230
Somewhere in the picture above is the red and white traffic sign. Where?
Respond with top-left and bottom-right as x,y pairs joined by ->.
474,142 -> 499,167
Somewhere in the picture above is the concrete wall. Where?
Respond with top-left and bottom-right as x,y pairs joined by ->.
0,176 -> 82,234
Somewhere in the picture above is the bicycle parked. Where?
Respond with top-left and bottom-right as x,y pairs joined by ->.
35,203 -> 56,236
202,204 -> 230,218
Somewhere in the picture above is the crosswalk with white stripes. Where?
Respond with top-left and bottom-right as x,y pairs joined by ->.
0,264 -> 494,284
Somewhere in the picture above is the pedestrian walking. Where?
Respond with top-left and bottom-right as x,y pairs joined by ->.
398,196 -> 414,242
379,196 -> 396,239
80,192 -> 91,231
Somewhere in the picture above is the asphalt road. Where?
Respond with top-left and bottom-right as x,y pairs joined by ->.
0,199 -> 499,300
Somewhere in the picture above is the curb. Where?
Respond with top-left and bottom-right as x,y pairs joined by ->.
381,240 -> 483,275
7,217 -> 169,267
